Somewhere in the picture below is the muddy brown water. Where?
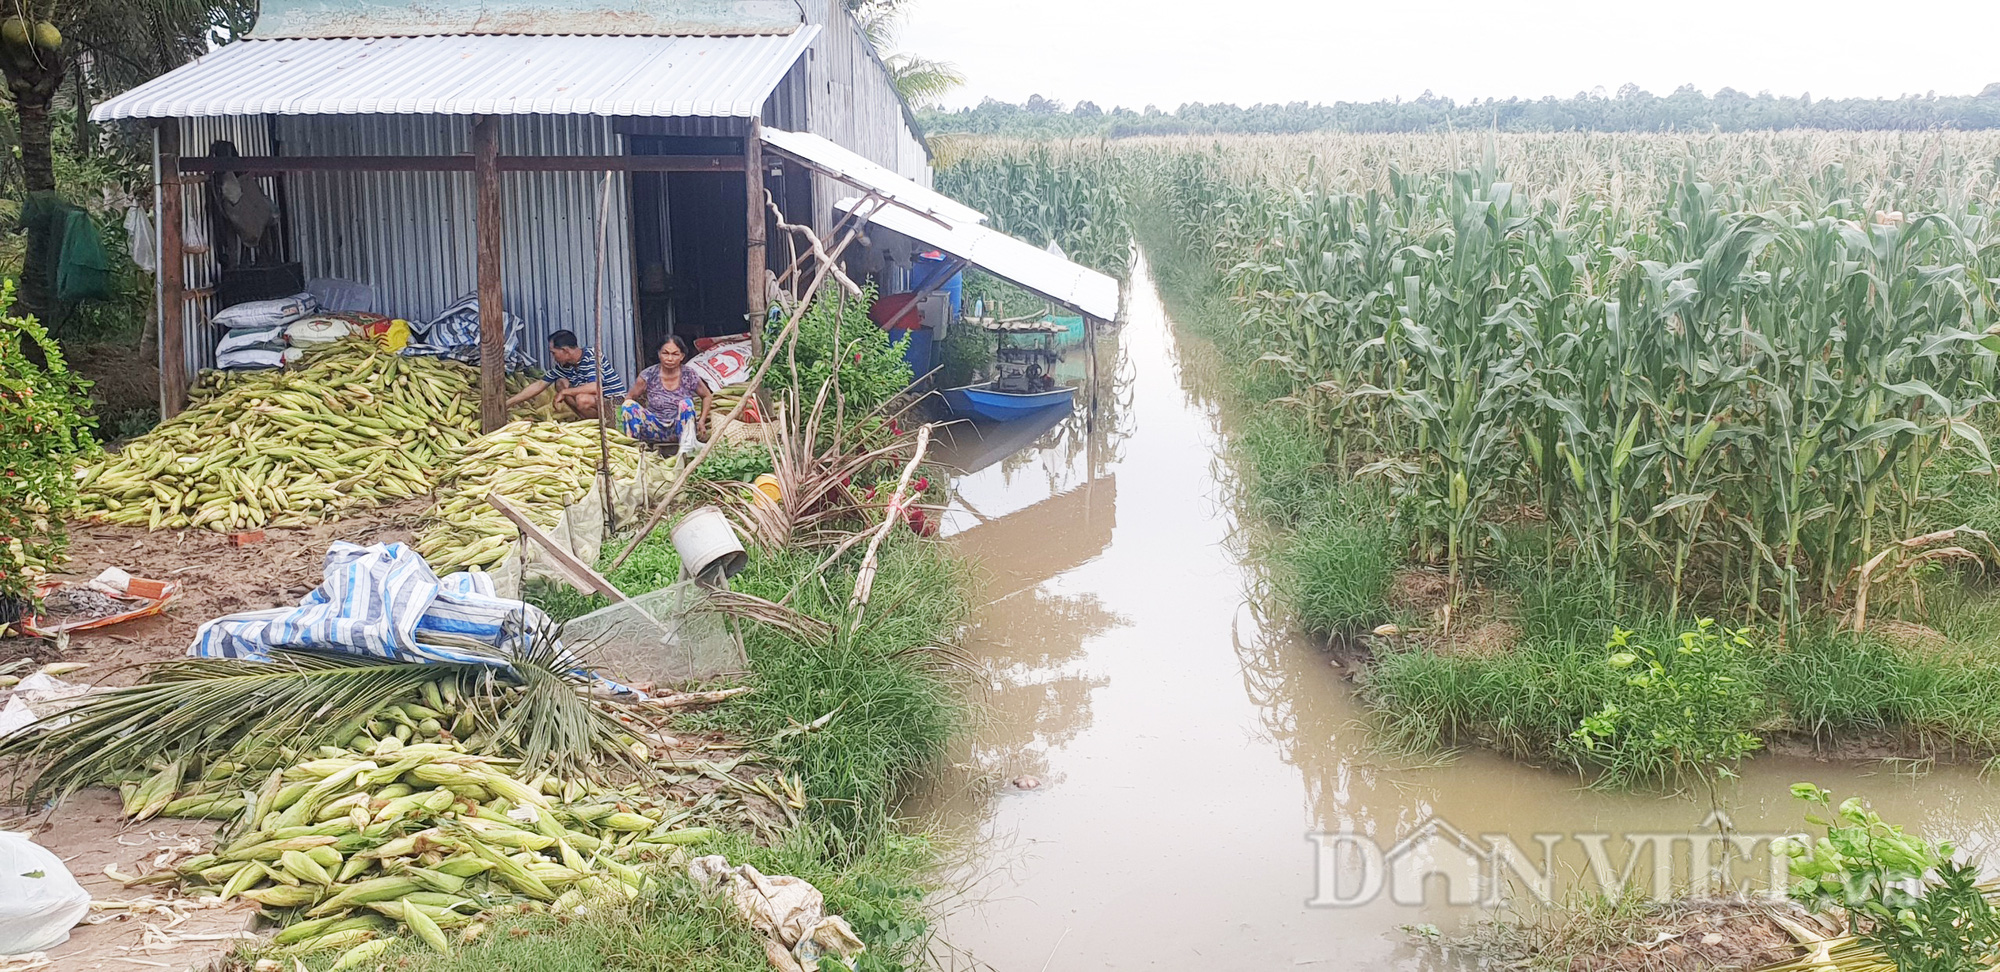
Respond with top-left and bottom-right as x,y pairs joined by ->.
911,255 -> 2000,970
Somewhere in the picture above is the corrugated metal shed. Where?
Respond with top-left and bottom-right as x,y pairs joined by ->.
92,29 -> 820,121
762,126 -> 983,225
837,196 -> 1121,321
796,0 -> 931,235
255,0 -> 802,39
276,113 -> 640,383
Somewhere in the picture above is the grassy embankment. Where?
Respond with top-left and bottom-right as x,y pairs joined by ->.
1136,203 -> 2000,778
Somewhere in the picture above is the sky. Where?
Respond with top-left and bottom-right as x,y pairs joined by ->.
897,0 -> 2000,112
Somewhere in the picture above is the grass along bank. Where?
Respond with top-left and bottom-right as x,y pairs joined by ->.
1136,201 -> 2000,787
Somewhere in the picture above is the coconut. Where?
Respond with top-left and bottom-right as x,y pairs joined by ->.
32,21 -> 59,51
0,18 -> 28,50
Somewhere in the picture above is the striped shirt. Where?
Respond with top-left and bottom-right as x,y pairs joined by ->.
542,347 -> 627,397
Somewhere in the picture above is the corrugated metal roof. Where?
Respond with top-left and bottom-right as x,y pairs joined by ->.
761,126 -> 983,225
254,0 -> 802,39
837,196 -> 1121,321
92,29 -> 819,121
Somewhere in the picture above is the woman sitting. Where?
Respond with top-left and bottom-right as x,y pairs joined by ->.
622,335 -> 713,444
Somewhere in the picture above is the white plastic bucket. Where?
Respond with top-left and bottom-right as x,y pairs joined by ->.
671,505 -> 747,582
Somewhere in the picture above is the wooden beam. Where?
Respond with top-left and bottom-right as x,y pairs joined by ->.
156,122 -> 187,419
179,155 -> 472,173
485,492 -> 629,602
504,155 -> 743,173
176,154 -> 746,174
745,121 -> 767,352
473,116 -> 506,434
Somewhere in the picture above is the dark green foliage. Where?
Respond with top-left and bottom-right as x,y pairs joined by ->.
1777,786 -> 2000,972
0,280 -> 96,604
766,287 -> 913,415
1563,620 -> 1765,790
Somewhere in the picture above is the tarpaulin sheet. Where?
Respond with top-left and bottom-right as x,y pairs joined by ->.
189,541 -> 552,666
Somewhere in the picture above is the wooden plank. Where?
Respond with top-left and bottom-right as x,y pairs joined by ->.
156,122 -> 187,419
473,116 -> 506,434
176,155 -> 746,174
484,492 -> 629,602
745,121 -> 767,353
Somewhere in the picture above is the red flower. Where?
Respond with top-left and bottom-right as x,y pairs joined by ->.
913,476 -> 929,491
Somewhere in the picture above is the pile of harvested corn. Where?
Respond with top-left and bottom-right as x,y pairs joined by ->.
414,420 -> 656,571
142,738 -> 719,962
76,343 -> 484,531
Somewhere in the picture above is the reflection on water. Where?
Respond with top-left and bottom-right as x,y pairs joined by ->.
914,254 -> 2000,971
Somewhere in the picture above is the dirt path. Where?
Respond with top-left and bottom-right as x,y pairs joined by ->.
5,500 -> 428,679
3,791 -> 257,972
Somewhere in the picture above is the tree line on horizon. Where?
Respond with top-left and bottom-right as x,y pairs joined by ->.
920,83 -> 2000,137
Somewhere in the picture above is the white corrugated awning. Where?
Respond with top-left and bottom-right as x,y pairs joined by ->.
91,29 -> 819,121
761,127 -> 984,225
838,196 -> 1120,321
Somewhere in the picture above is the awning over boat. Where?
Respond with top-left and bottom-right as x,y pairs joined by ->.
760,127 -> 985,225
759,126 -> 1117,320
835,195 -> 1120,321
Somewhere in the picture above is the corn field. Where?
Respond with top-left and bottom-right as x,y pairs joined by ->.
934,141 -> 1134,280
950,132 -> 2000,626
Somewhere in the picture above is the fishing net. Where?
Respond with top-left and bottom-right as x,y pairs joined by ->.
563,580 -> 744,686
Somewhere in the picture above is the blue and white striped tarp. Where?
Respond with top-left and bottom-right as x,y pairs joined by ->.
189,541 -> 553,667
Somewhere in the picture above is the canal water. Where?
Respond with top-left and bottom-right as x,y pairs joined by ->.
916,254 -> 2000,970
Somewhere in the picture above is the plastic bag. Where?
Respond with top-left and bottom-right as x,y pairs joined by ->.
0,831 -> 92,953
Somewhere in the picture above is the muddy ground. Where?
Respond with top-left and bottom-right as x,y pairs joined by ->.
2,501 -> 428,679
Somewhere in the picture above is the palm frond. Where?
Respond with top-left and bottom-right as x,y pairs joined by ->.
2,652 -> 458,804
886,53 -> 965,109
1,625 -> 632,804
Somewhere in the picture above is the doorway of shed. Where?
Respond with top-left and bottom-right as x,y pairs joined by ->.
630,159 -> 749,359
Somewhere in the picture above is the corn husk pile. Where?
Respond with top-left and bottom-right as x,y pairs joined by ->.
75,343 -> 483,532
141,737 -> 723,962
414,420 -> 657,572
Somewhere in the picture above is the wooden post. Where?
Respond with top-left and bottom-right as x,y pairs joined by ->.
473,116 -> 505,433
155,122 -> 187,419
745,120 -> 767,353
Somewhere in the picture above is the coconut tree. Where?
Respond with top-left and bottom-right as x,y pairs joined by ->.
846,0 -> 964,110
1,0 -> 251,328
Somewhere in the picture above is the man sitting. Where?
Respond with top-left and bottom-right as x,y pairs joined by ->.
506,329 -> 627,420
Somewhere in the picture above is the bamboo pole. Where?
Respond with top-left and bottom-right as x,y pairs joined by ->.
590,171 -> 616,534
848,423 -> 933,629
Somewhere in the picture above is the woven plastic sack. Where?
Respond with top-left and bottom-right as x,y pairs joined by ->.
0,831 -> 91,953
563,580 -> 743,685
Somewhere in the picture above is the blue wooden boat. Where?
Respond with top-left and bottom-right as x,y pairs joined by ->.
942,381 -> 1075,422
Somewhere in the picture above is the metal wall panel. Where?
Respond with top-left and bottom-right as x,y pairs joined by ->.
798,0 -> 933,237
274,113 -> 639,383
